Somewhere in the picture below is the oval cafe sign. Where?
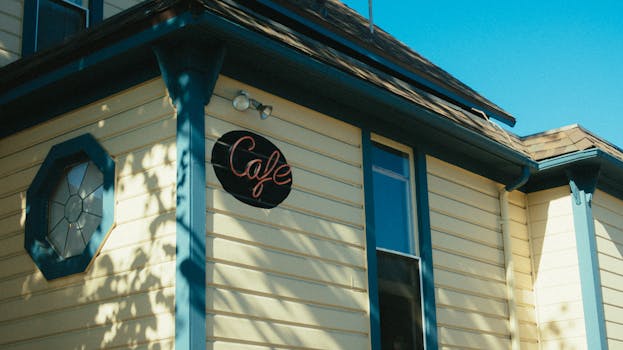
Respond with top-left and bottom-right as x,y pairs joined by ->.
211,130 -> 293,209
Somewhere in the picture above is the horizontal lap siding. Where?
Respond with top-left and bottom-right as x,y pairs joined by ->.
205,76 -> 368,349
0,78 -> 176,349
0,0 -> 22,66
528,187 -> 587,349
103,0 -> 143,19
427,156 -> 538,349
593,190 -> 623,345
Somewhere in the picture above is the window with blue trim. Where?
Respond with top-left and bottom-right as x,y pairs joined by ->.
25,133 -> 115,279
371,136 -> 424,350
22,0 -> 103,56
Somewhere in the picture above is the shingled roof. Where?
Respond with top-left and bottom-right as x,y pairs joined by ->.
522,124 -> 623,162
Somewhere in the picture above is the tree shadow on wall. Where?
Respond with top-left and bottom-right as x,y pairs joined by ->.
2,86 -> 178,349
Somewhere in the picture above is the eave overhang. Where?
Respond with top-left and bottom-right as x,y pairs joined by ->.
0,0 -> 534,186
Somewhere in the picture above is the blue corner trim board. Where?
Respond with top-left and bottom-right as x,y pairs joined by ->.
154,42 -> 224,350
567,167 -> 608,349
24,133 -> 115,280
414,149 -> 438,350
361,130 -> 381,350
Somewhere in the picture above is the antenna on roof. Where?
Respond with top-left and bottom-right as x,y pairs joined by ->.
368,0 -> 374,34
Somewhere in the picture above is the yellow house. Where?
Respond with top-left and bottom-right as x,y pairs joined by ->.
0,1 -> 622,349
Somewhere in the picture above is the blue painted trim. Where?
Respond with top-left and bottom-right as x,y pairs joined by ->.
505,165 -> 531,191
567,167 -> 607,350
361,130 -> 381,350
538,149 -> 601,171
21,0 -> 38,56
414,149 -> 438,350
24,133 -> 115,280
89,0 -> 104,26
154,42 -> 225,350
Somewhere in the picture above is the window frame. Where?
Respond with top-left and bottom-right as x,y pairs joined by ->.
24,133 -> 115,280
367,133 -> 427,350
370,133 -> 419,256
22,0 -> 104,56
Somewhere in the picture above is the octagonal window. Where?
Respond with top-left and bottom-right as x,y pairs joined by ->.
25,134 -> 115,280
48,161 -> 104,258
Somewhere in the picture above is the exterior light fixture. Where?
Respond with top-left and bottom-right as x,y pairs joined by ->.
232,90 -> 273,119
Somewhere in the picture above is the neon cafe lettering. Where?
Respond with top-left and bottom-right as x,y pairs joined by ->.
228,135 -> 292,198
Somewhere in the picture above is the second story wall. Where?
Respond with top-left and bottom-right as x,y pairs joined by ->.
204,75 -> 369,349
593,190 -> 623,349
528,186 -> 586,350
427,156 -> 538,349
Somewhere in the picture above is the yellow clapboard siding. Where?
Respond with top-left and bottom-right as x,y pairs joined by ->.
435,287 -> 508,318
527,186 -> 570,205
0,212 -> 24,238
533,250 -> 581,273
0,313 -> 174,350
432,231 -> 503,265
206,287 -> 368,334
532,232 -> 577,256
0,79 -> 169,160
1,246 -> 175,319
528,197 -> 573,222
207,212 -> 363,267
604,304 -> 623,325
533,266 -> 581,289
596,236 -> 623,261
207,187 -> 364,246
512,236 -> 531,257
0,192 -> 24,218
437,327 -> 511,349
206,158 -> 363,207
606,321 -> 623,341
594,220 -> 623,245
427,174 -> 500,214
597,252 -> 623,275
593,206 -> 623,232
0,166 -> 38,198
536,284 -> 583,306
429,193 -> 500,230
0,233 -> 21,259
0,80 -> 176,350
0,253 -> 35,280
99,211 -> 176,252
541,338 -> 588,350
510,220 -> 530,240
436,307 -> 509,335
207,261 -> 367,311
537,302 -> 584,322
430,211 -> 502,248
206,168 -> 363,227
538,318 -> 586,340
0,14 -> 21,41
116,185 -> 176,224
426,156 -> 499,196
205,122 -> 361,186
434,269 -> 507,300
432,249 -> 504,282
206,314 -> 369,349
0,287 -> 174,345
116,138 -> 177,177
529,216 -> 575,239
603,285 -> 623,306
205,95 -> 361,165
514,271 -> 533,290
116,161 -> 176,201
517,305 -> 536,323
207,236 -> 366,290
214,76 -> 361,146
0,29 -> 20,56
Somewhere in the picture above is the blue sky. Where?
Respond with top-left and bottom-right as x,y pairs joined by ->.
342,0 -> 623,148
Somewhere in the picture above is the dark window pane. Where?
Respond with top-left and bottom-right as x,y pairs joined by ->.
372,142 -> 409,177
38,0 -> 86,51
377,250 -> 424,350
